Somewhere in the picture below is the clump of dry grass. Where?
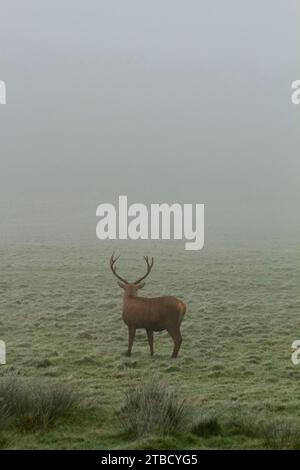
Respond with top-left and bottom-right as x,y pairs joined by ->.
0,403 -> 11,431
261,418 -> 300,449
191,414 -> 221,437
221,405 -> 300,449
0,375 -> 78,430
118,380 -> 187,438
224,407 -> 260,437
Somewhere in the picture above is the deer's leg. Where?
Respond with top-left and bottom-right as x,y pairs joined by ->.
146,329 -> 154,356
127,326 -> 136,357
168,328 -> 182,358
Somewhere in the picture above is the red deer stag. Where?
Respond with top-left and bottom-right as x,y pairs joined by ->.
109,254 -> 186,358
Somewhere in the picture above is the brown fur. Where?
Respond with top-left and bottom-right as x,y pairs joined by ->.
119,283 -> 186,358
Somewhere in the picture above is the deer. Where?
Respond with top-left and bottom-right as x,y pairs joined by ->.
109,254 -> 186,358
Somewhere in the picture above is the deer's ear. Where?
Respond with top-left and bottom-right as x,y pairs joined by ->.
137,282 -> 145,289
117,281 -> 126,289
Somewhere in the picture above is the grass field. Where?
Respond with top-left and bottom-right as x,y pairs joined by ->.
0,239 -> 300,449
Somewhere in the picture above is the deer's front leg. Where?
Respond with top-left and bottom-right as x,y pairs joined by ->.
127,326 -> 136,356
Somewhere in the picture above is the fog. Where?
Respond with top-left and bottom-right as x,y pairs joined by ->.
0,1 -> 299,243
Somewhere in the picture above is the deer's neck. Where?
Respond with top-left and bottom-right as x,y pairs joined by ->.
123,293 -> 139,304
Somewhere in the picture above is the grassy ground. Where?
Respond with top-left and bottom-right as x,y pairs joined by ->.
0,239 -> 299,449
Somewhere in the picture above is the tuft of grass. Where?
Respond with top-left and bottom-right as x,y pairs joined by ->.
222,407 -> 300,449
35,359 -> 52,368
117,381 -> 187,438
224,407 -> 260,438
261,419 -> 300,450
0,403 -> 11,431
0,375 -> 78,431
191,414 -> 221,437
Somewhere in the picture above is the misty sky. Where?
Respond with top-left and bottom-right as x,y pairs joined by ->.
0,1 -> 299,243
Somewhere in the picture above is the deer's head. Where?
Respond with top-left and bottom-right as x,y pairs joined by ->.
109,254 -> 154,297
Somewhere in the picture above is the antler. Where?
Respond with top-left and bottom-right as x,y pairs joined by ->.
134,256 -> 154,285
109,254 -> 128,284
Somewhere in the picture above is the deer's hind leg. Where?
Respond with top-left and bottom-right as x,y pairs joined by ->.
167,327 -> 182,358
127,326 -> 136,357
146,329 -> 154,356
